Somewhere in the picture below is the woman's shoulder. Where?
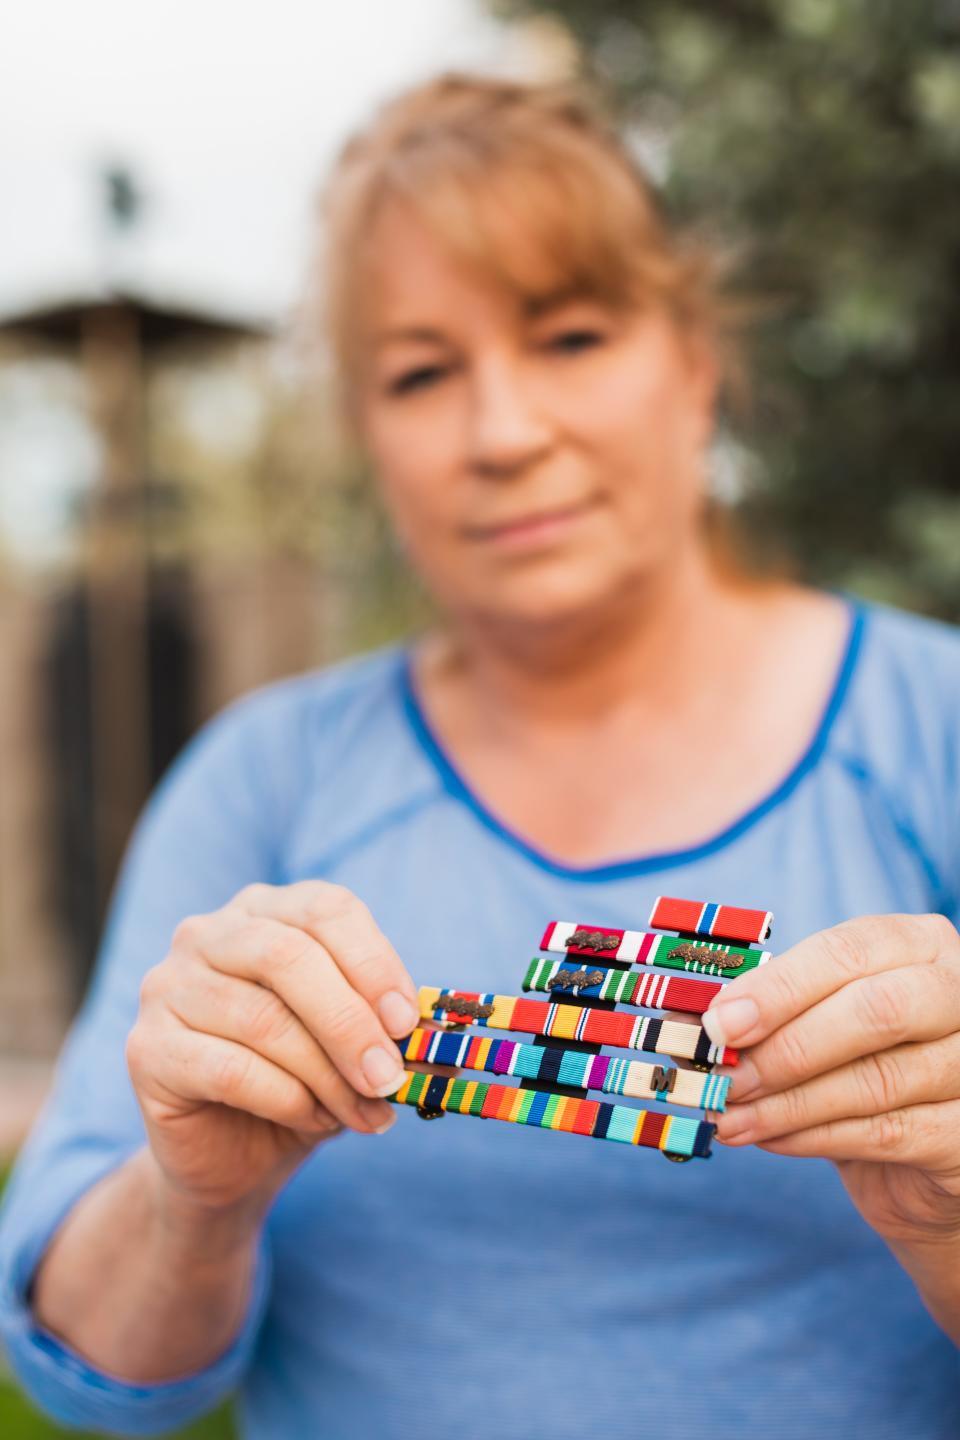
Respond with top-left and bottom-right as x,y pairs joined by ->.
222,642 -> 406,742
848,595 -> 960,743
830,596 -> 960,890
856,594 -> 960,677
221,642 -> 445,876
152,643 -> 417,843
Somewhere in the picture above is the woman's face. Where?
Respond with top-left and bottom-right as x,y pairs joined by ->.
357,199 -> 718,633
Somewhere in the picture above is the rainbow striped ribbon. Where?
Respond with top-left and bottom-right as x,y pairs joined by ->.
390,1070 -> 715,1159
523,956 -> 722,1015
540,921 -> 770,977
401,1028 -> 730,1112
418,987 -> 737,1067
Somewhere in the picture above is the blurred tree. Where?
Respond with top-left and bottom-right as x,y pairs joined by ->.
492,0 -> 960,616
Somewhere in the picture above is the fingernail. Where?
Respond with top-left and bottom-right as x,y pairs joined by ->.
312,1105 -> 340,1133
361,1045 -> 407,1097
727,1056 -> 761,1100
359,1099 -> 396,1134
379,989 -> 420,1037
702,997 -> 760,1049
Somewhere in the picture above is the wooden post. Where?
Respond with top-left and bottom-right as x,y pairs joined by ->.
78,301 -> 152,929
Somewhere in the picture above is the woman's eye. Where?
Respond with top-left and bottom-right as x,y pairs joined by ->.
545,329 -> 605,354
387,365 -> 447,396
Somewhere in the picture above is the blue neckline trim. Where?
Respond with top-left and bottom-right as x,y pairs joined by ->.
398,591 -> 868,882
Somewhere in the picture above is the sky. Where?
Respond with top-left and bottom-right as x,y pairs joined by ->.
0,0 -> 566,564
0,0 -> 552,323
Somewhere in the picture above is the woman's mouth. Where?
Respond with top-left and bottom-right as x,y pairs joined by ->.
464,499 -> 597,552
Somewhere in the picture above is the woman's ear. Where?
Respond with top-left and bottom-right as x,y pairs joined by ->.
684,328 -> 721,448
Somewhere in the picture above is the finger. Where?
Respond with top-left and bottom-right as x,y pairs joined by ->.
173,909 -> 408,1101
716,1031 -> 960,1146
144,1020 -> 339,1135
727,959 -> 960,1100
750,1099 -> 960,1169
235,882 -> 420,1037
161,960 -> 396,1135
702,913 -> 957,1052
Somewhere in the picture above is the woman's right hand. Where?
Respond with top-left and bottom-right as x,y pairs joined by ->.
125,880 -> 420,1219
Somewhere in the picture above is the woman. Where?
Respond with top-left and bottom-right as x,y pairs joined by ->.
2,72 -> 960,1439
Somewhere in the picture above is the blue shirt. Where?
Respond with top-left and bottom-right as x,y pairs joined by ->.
2,592 -> 960,1439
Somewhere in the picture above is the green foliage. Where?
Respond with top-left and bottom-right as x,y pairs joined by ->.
0,1385 -> 235,1440
491,0 -> 960,616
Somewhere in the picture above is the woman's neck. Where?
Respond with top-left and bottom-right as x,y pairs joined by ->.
419,542 -> 771,732
409,551 -> 845,867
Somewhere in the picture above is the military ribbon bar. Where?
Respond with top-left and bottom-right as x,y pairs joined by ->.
649,895 -> 774,945
390,1070 -> 716,1159
418,987 -> 737,1067
400,1028 -> 730,1112
522,956 -> 722,1016
540,921 -> 770,977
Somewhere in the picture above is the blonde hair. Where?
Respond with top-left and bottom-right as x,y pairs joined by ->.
311,70 -> 735,439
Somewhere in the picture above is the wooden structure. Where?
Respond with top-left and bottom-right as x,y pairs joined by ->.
0,285 -> 325,1048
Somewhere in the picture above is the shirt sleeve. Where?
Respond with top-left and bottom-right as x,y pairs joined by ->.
0,684 -> 297,1435
855,604 -> 960,931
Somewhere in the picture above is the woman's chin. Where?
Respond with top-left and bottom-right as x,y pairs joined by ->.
460,564 -> 641,635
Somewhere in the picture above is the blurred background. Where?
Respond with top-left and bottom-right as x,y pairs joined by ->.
1,1 -> 958,1433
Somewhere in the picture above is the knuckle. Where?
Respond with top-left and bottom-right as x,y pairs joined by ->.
124,1023 -> 149,1079
262,927 -> 313,977
236,881 -> 271,907
922,912 -> 958,954
171,915 -> 204,952
770,1024 -> 813,1080
766,964 -> 806,1015
869,1108 -> 908,1153
943,1042 -> 960,1098
211,1047 -> 252,1102
768,1084 -> 809,1133
303,1051 -> 338,1099
855,1050 -> 905,1115
245,991 -> 297,1049
138,963 -> 167,1007
855,974 -> 910,1043
345,945 -> 390,982
321,998 -> 368,1046
275,1083 -> 315,1128
936,951 -> 960,1009
306,882 -> 357,925
820,923 -> 874,981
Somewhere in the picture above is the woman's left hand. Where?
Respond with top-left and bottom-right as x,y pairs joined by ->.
705,912 -> 960,1247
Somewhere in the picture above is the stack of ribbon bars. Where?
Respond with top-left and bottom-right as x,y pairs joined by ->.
388,896 -> 774,1163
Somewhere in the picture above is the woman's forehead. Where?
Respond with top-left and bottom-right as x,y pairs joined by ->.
359,192 -> 623,337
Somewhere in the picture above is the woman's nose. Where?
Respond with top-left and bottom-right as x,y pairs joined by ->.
465,357 -> 554,479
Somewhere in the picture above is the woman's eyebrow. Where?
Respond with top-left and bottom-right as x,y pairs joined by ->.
523,287 -> 591,318
374,290 -> 599,349
375,325 -> 448,347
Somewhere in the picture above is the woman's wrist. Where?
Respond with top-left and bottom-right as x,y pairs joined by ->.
138,1148 -> 270,1268
29,1145 -> 269,1382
